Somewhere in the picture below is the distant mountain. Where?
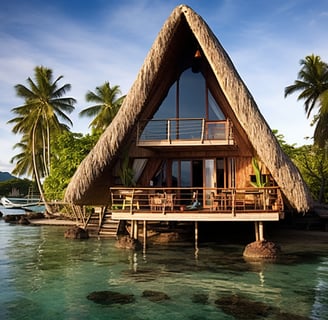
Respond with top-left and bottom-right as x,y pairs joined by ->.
0,171 -> 16,182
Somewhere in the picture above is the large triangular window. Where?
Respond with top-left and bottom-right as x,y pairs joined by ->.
153,68 -> 225,120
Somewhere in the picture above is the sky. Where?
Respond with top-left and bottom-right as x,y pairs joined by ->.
0,0 -> 327,173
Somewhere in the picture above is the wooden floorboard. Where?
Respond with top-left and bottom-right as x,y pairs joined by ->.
111,210 -> 280,222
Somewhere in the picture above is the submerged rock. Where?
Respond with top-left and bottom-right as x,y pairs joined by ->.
243,240 -> 281,260
215,294 -> 310,320
191,293 -> 209,305
215,294 -> 274,319
64,227 -> 89,239
142,290 -> 170,302
87,290 -> 135,305
115,235 -> 142,250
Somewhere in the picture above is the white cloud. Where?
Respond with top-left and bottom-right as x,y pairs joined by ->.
1,0 -> 327,173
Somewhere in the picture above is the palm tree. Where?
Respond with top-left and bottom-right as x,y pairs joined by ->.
284,54 -> 328,146
8,66 -> 76,203
79,82 -> 125,133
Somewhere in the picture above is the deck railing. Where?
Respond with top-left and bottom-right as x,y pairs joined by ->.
110,186 -> 283,215
136,118 -> 234,146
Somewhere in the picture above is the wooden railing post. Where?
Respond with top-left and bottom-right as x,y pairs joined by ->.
201,118 -> 205,143
167,119 -> 171,143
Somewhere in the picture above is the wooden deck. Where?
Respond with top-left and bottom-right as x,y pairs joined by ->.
111,210 -> 280,222
110,187 -> 284,222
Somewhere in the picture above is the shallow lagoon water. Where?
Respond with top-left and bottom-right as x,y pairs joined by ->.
0,218 -> 327,320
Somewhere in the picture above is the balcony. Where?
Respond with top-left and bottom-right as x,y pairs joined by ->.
109,187 -> 284,222
137,118 -> 234,147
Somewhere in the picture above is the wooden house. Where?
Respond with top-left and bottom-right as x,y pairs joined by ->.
64,5 -> 313,241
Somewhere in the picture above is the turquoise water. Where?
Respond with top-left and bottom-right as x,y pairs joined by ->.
0,219 -> 327,320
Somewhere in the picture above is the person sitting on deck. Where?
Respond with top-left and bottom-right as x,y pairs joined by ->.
186,191 -> 202,210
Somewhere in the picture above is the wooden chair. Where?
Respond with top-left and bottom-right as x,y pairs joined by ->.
122,195 -> 140,210
163,193 -> 175,211
234,192 -> 246,211
209,192 -> 218,211
149,194 -> 163,211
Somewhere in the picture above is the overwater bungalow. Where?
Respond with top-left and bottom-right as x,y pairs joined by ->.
64,5 -> 313,243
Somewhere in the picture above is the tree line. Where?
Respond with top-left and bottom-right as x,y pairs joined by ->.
7,55 -> 328,204
7,66 -> 125,202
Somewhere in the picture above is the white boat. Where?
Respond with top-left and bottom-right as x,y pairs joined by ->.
0,196 -> 45,212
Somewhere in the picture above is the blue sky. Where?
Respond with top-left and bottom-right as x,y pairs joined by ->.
1,0 -> 327,173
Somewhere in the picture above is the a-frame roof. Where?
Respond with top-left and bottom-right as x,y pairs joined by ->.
65,5 -> 312,212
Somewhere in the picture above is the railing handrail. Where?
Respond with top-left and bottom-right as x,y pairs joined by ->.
137,118 -> 233,144
110,186 -> 283,214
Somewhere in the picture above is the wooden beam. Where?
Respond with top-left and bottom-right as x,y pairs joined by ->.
112,211 -> 280,222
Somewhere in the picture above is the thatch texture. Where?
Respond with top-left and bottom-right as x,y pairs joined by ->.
64,5 -> 312,212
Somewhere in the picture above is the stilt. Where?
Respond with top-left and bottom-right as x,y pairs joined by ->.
259,221 -> 264,241
143,220 -> 147,254
254,221 -> 259,241
195,221 -> 199,257
133,220 -> 139,240
130,220 -> 134,239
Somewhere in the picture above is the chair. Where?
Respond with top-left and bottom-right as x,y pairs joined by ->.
122,195 -> 140,210
209,192 -> 218,211
234,192 -> 245,211
163,193 -> 175,212
149,194 -> 163,211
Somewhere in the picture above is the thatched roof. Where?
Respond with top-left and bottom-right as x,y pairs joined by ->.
64,5 -> 313,212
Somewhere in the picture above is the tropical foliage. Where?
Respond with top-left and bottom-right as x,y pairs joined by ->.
43,131 -> 99,199
8,66 -> 76,202
274,130 -> 328,203
285,54 -> 328,147
292,144 -> 328,203
250,157 -> 267,188
0,178 -> 36,198
79,82 -> 125,133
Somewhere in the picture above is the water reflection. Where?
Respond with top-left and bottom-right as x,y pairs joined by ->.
0,221 -> 327,320
311,258 -> 328,319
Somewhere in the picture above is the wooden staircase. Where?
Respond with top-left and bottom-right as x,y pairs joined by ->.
98,213 -> 120,238
83,207 -> 121,238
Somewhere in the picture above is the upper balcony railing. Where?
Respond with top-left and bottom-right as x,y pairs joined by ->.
137,118 -> 234,147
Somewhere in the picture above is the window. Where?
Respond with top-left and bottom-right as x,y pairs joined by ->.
153,68 -> 225,121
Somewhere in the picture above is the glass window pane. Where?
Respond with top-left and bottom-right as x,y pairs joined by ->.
208,90 -> 225,120
153,83 -> 176,119
181,161 -> 191,187
179,69 -> 205,119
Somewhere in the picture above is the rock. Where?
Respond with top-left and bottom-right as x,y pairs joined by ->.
150,231 -> 188,243
191,293 -> 209,304
142,290 -> 170,302
4,215 -> 20,223
18,216 -> 30,225
4,215 -> 16,223
215,294 -> 310,320
87,290 -> 135,305
243,240 -> 281,260
215,294 -> 274,319
64,227 -> 89,239
115,235 -> 142,250
26,212 -> 44,219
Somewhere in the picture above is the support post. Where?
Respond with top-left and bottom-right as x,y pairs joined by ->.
259,221 -> 264,241
143,220 -> 147,254
254,221 -> 259,241
134,220 -> 139,240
